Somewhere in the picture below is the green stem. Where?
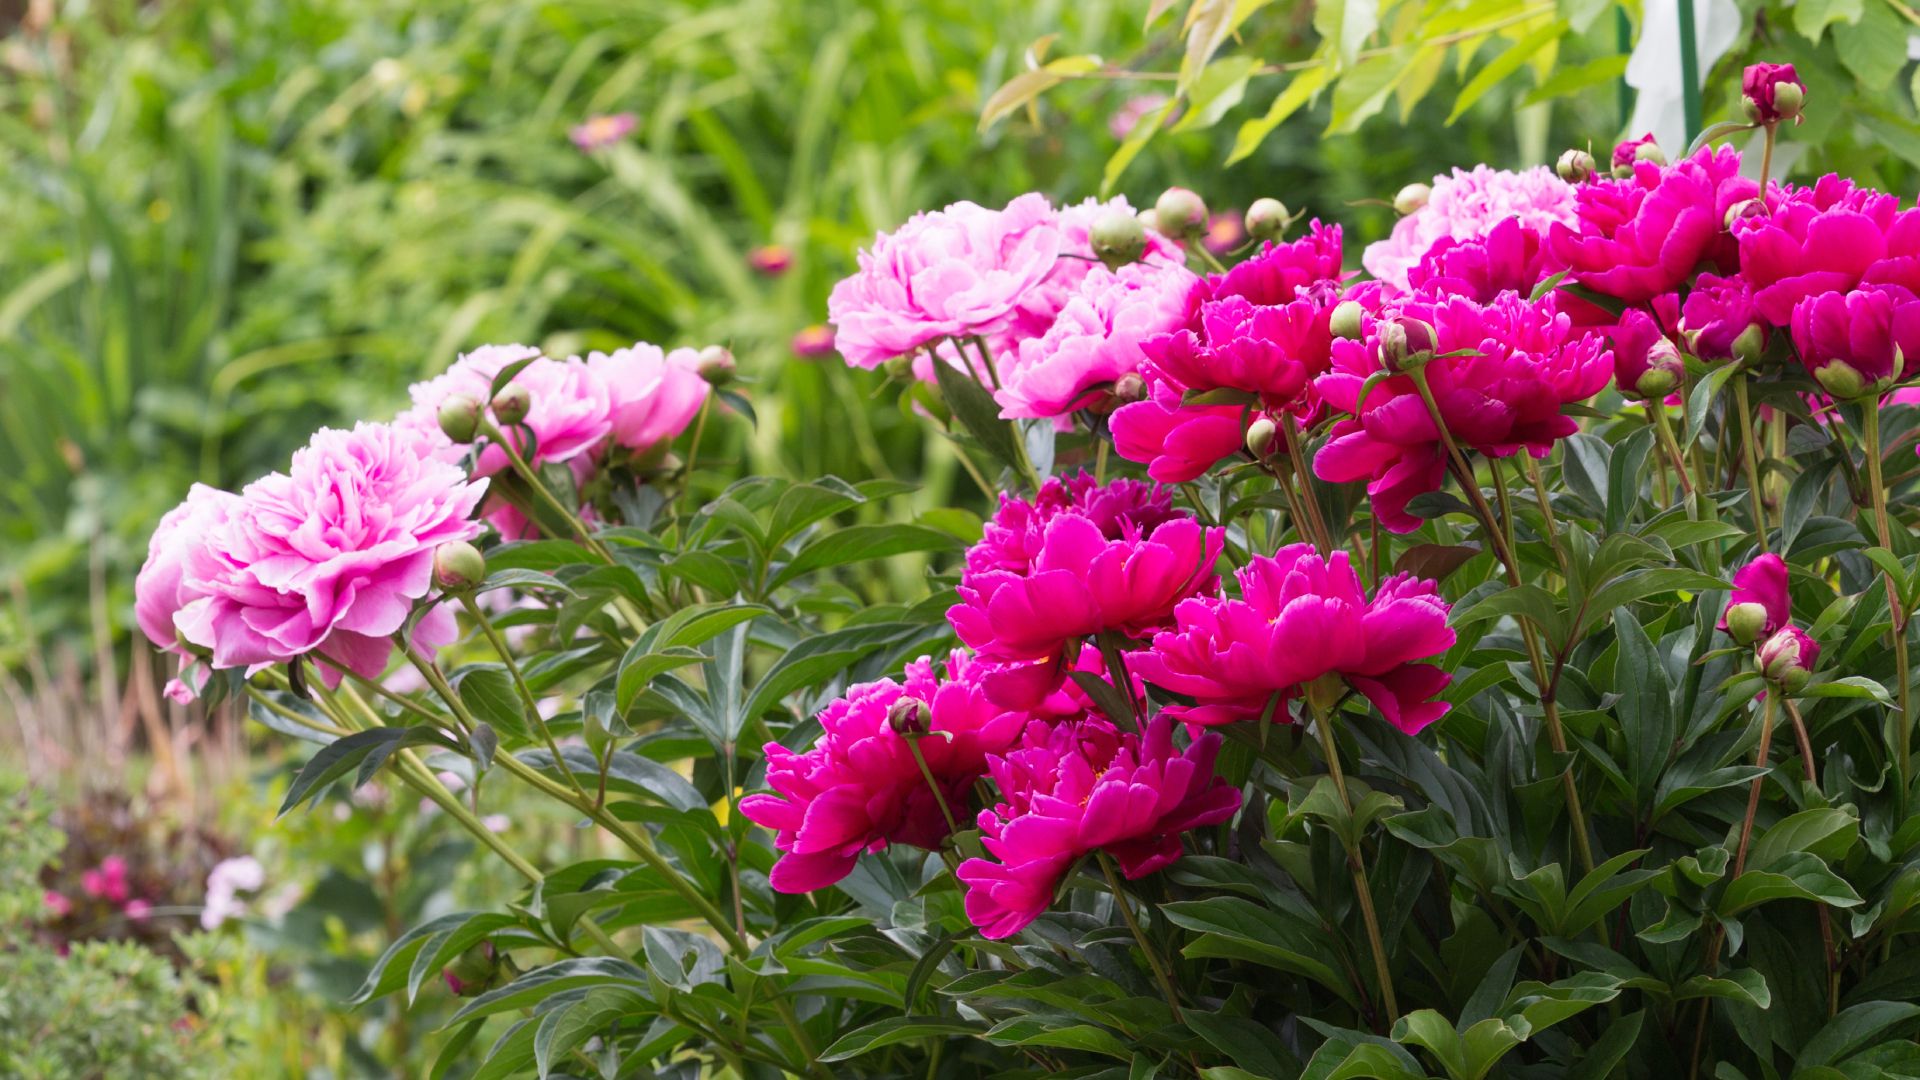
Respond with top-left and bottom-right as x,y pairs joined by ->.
1280,417 -> 1334,553
1863,399 -> 1914,805
906,735 -> 960,836
1306,696 -> 1398,1026
1732,692 -> 1777,879
480,418 -> 617,564
1095,632 -> 1141,732
1732,374 -> 1770,553
678,395 -> 713,520
1096,851 -> 1187,1025
456,593 -> 592,805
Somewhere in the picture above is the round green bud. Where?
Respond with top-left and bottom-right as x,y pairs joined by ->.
1154,187 -> 1209,239
433,541 -> 487,593
490,382 -> 532,426
437,394 -> 482,444
1089,210 -> 1148,268
1245,198 -> 1290,242
1392,182 -> 1431,216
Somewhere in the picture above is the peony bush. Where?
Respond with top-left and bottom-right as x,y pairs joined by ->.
140,65 -> 1920,1076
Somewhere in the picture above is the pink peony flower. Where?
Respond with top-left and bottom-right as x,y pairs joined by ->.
1208,221 -> 1348,306
826,194 -> 1066,370
400,345 -> 613,477
1609,298 -> 1685,399
1407,215 -> 1561,303
1758,624 -> 1820,687
124,899 -> 152,921
1743,63 -> 1806,125
957,714 -> 1240,938
1147,294 -> 1331,410
1735,176 -> 1902,325
1314,291 -> 1613,532
791,324 -> 837,358
1129,544 -> 1456,733
583,342 -> 710,452
1551,146 -> 1756,304
569,113 -> 636,152
994,259 -> 1196,421
136,483 -> 244,690
948,475 -> 1222,673
1720,553 -> 1789,644
169,422 -> 486,684
995,197 -> 1186,362
1362,167 -> 1577,291
1612,133 -> 1659,170
1110,365 -> 1261,483
1681,273 -> 1765,361
1790,285 -> 1920,398
741,653 -> 1029,892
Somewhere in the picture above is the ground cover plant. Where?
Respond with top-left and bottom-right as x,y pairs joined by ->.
122,58 -> 1920,1078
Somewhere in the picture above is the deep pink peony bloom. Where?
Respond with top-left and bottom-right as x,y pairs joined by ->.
584,342 -> 710,452
948,474 -> 1222,673
400,345 -> 614,477
1147,294 -> 1332,408
994,259 -> 1196,421
1790,286 -> 1920,397
1609,298 -> 1685,399
569,113 -> 636,152
1681,273 -> 1765,361
1129,544 -> 1456,733
826,194 -> 1066,369
1111,365 -> 1262,483
1735,176 -> 1902,325
1758,624 -> 1820,683
740,652 -> 1029,892
1362,167 -> 1577,291
957,714 -> 1240,938
1612,133 -> 1659,169
1210,221 -> 1348,305
1551,146 -> 1756,304
1719,553 -> 1789,642
1743,63 -> 1806,125
170,423 -> 486,683
1314,291 -> 1613,532
1407,215 -> 1561,303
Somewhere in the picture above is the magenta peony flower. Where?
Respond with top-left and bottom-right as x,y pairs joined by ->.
1743,63 -> 1807,125
1720,553 -> 1789,645
948,474 -> 1222,674
169,422 -> 486,683
1790,285 -> 1920,398
1362,167 -> 1577,291
740,652 -> 1029,892
1612,133 -> 1659,170
1314,291 -> 1613,532
1129,544 -> 1456,733
1551,146 -> 1756,304
569,113 -> 636,153
791,324 -> 837,358
957,714 -> 1240,938
1758,625 -> 1819,689
1609,299 -> 1685,399
1735,176 -> 1901,325
1681,273 -> 1765,361
400,345 -> 613,477
584,342 -> 710,452
1210,221 -> 1348,306
994,259 -> 1196,421
1407,215 -> 1561,303
1110,365 -> 1260,483
826,194 -> 1066,370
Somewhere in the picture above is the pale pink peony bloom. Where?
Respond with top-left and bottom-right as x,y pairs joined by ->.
1362,166 -> 1578,291
400,345 -> 613,478
569,113 -> 636,152
584,342 -> 710,452
993,259 -> 1195,421
169,422 -> 486,684
741,653 -> 1030,892
1129,544 -> 1456,734
957,714 -> 1240,938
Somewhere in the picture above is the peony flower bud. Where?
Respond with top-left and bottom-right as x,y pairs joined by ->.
886,696 -> 931,736
1111,371 -> 1147,405
1757,626 -> 1817,693
442,941 -> 499,997
882,354 -> 915,382
1089,209 -> 1148,268
1392,183 -> 1431,216
696,345 -> 737,386
1556,148 -> 1597,183
1376,320 -> 1410,372
1611,133 -> 1660,175
433,541 -> 487,592
1723,198 -> 1764,230
1244,416 -> 1277,459
1633,340 -> 1684,398
1723,601 -> 1769,647
490,382 -> 531,425
1634,141 -> 1667,166
437,394 -> 482,443
1742,63 -> 1807,126
1136,208 -> 1161,234
1732,323 -> 1766,366
1245,197 -> 1290,242
1329,300 -> 1366,341
1154,187 -> 1209,239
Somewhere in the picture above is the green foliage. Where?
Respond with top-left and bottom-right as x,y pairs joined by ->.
0,938 -> 212,1079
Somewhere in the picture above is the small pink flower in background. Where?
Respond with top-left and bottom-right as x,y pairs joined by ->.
957,714 -> 1240,938
584,342 -> 710,452
482,814 -> 511,833
569,112 -> 635,152
1551,146 -> 1755,304
202,856 -> 266,930
1743,63 -> 1807,125
82,856 -> 131,903
1720,553 -> 1790,644
43,890 -> 72,918
791,324 -> 836,358
124,899 -> 152,921
748,245 -> 794,275
1109,94 -> 1172,141
1129,544 -> 1456,733
1612,133 -> 1659,169
993,259 -> 1195,422
741,653 -> 1029,892
167,422 -> 485,684
827,193 -> 1065,370
1204,208 -> 1246,254
1362,167 -> 1577,291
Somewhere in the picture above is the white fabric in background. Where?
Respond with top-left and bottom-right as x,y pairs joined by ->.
1625,0 -> 1743,152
